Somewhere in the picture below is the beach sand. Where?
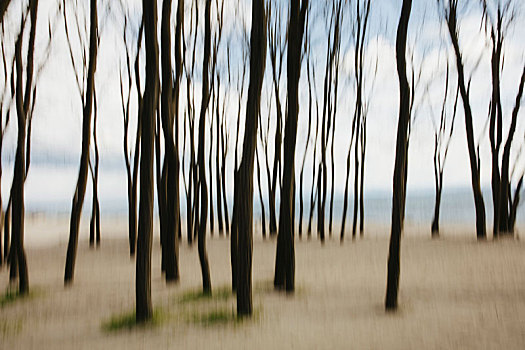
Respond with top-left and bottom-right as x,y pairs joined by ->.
1,218 -> 525,349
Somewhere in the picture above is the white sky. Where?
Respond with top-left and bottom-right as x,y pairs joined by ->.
1,0 -> 525,211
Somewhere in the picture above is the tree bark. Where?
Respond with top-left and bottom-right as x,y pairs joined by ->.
234,0 -> 266,316
159,0 -> 181,282
274,0 -> 307,292
385,0 -> 411,311
136,0 -> 159,323
197,0 -> 212,294
444,1 -> 486,239
64,0 -> 98,284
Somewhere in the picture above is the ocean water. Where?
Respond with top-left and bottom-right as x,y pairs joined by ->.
8,164 -> 525,234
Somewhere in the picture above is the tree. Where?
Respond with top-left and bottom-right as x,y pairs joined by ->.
64,0 -> 99,284
479,0 -> 525,237
274,0 -> 308,292
136,0 -> 159,323
119,15 -> 143,257
196,0 -> 212,294
341,0 -> 372,242
318,0 -> 341,242
0,0 -> 12,24
439,0 -> 486,239
385,0 -> 412,311
231,0 -> 267,316
0,18 -> 15,267
10,0 -> 39,294
430,63 -> 458,236
157,0 -> 183,282
266,1 -> 286,236
89,91 -> 100,247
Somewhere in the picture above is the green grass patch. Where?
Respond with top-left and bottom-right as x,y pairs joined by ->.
0,286 -> 39,308
192,307 -> 235,326
102,308 -> 164,332
178,285 -> 232,304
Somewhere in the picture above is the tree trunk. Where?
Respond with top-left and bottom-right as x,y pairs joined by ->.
385,0 -> 411,311
136,0 -> 159,323
89,93 -> 100,248
215,84 -> 224,235
445,3 -> 486,240
64,0 -> 98,284
234,0 -> 266,316
499,67 -> 525,234
274,0 -> 307,292
256,146 -> 266,238
340,151 -> 351,241
221,124 -> 229,234
197,0 -> 212,294
431,180 -> 442,237
159,0 -> 181,282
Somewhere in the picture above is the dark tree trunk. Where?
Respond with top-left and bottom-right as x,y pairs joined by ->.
274,0 -> 307,292
385,0 -> 411,311
215,82 -> 224,235
197,0 -> 212,294
136,0 -> 159,323
234,0 -> 266,316
89,93 -> 100,248
299,52 -> 313,238
445,1 -> 486,240
256,146 -> 266,238
64,0 -> 98,284
0,0 -> 11,24
155,111 -> 167,273
359,118 -> 366,235
317,163 -> 324,242
4,201 -> 10,264
159,0 -> 181,282
431,179 -> 442,237
500,67 -> 525,234
127,27 -> 143,256
340,151 -> 351,241
221,122 -> 229,234
208,98 -> 214,235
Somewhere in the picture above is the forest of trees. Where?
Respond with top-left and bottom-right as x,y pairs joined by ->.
0,0 -> 524,322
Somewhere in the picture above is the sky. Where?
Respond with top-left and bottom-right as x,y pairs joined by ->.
0,0 -> 524,214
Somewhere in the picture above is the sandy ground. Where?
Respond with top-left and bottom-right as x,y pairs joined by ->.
1,219 -> 525,349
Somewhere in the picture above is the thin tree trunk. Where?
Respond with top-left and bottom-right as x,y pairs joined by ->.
159,0 -> 181,282
499,67 -> 525,234
64,0 -> 98,284
274,0 -> 307,292
136,0 -> 159,323
445,2 -> 486,240
256,145 -> 266,238
215,81 -> 224,235
385,0 -> 411,311
234,0 -> 266,315
197,0 -> 212,294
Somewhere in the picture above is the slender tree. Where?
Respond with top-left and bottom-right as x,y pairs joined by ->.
385,0 -> 412,311
266,1 -> 286,236
430,63 -> 458,236
439,0 -> 486,239
64,0 -> 99,284
0,23 -> 14,266
88,91 -> 100,247
274,0 -> 308,292
232,0 -> 267,316
196,0 -> 212,294
10,0 -> 39,294
120,16 -> 143,257
136,0 -> 159,323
